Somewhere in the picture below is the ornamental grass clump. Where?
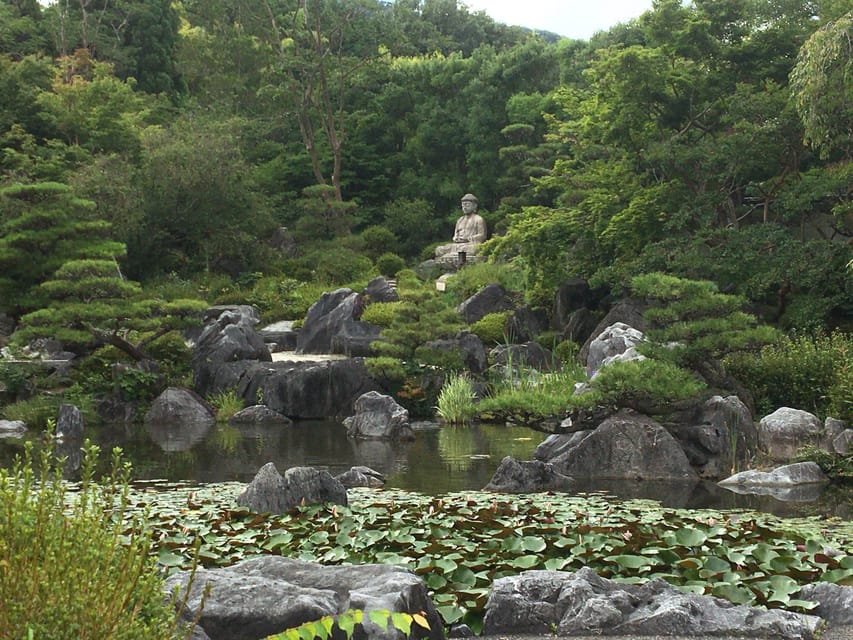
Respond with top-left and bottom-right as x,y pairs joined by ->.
436,374 -> 477,425
0,442 -> 193,640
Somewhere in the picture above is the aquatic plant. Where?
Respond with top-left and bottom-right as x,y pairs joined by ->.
118,484 -> 853,632
436,374 -> 477,424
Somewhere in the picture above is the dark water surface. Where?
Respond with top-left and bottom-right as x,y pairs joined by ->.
1,419 -> 851,518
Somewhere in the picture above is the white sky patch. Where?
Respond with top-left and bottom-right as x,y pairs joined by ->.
463,0 -> 654,40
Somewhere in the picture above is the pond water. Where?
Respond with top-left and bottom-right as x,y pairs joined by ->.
1,419 -> 850,519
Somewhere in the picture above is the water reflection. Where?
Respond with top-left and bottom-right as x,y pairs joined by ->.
1,420 -> 851,518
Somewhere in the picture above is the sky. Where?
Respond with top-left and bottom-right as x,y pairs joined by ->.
462,0 -> 654,40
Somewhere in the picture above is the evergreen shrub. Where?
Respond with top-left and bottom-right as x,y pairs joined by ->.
445,262 -> 523,301
375,252 -> 406,278
0,443 -> 192,639
724,332 -> 852,422
590,358 -> 706,408
470,311 -> 512,346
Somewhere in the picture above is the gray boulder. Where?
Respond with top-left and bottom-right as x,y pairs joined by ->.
534,432 -> 592,462
258,320 -> 298,352
490,342 -> 560,373
237,463 -> 347,514
758,407 -> 824,462
482,567 -> 823,639
145,387 -> 216,427
586,322 -> 645,376
363,276 -> 400,303
344,391 -> 414,440
164,556 -> 445,640
56,403 -> 84,440
0,419 -> 27,438
483,456 -> 575,493
236,359 -> 380,420
578,298 -> 647,367
456,284 -> 513,324
833,428 -> 853,455
718,462 -> 828,501
193,308 -> 271,394
423,332 -> 488,374
798,583 -> 853,625
297,288 -> 381,356
335,466 -> 386,488
550,410 -> 698,481
229,405 -> 293,426
667,395 -> 758,479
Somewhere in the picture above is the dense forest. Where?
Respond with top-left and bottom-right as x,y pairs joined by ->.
0,0 -> 851,420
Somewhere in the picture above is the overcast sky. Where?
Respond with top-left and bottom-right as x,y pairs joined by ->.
463,0 -> 654,40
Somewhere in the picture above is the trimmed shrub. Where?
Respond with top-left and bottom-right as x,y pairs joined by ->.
375,252 -> 406,278
470,311 -> 512,346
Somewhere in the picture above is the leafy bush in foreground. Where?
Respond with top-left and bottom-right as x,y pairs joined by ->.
0,443 -> 191,640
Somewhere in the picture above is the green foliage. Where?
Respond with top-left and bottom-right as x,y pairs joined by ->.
478,367 -> 587,426
358,226 -> 398,262
361,301 -> 408,327
264,609 -> 431,640
553,339 -> 580,365
371,297 -> 464,361
444,261 -> 524,302
789,10 -> 853,158
632,273 -> 781,365
724,332 -> 853,422
294,245 -> 374,286
469,311 -> 512,346
436,374 -> 477,425
0,393 -> 61,429
0,442 -> 191,639
364,357 -> 407,383
375,252 -> 406,278
590,359 -> 707,410
208,389 -> 244,423
794,446 -> 853,482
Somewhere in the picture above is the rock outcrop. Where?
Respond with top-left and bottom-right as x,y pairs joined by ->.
758,407 -> 825,461
483,456 -> 575,493
343,391 -> 414,440
237,463 -> 347,514
164,556 -> 445,640
483,567 -> 823,639
145,387 -> 216,427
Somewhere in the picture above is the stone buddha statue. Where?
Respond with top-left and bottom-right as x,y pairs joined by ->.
435,193 -> 487,262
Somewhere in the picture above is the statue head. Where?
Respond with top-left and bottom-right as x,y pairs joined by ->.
461,193 -> 478,215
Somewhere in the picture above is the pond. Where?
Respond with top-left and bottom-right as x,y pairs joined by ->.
1,419 -> 850,519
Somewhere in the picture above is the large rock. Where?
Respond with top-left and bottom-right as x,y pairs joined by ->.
236,462 -> 347,514
758,407 -> 824,462
534,432 -> 592,462
482,567 -> 823,639
55,403 -> 84,440
550,410 -> 698,481
483,456 -> 575,493
667,395 -> 758,479
363,276 -> 400,303
456,284 -> 514,324
585,322 -> 646,376
236,359 -> 380,420
229,405 -> 293,426
423,332 -> 488,374
164,556 -> 445,640
718,462 -> 829,501
193,307 -> 271,393
798,583 -> 853,625
0,419 -> 27,438
490,342 -> 560,373
551,277 -> 601,330
296,287 -> 382,356
344,391 -> 414,440
335,466 -> 386,488
145,387 -> 216,427
578,298 -> 647,367
258,320 -> 298,352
